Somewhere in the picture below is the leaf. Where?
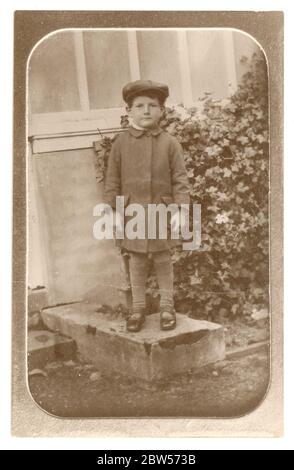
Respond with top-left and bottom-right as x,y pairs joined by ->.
251,309 -> 268,321
223,168 -> 232,177
244,147 -> 256,158
237,136 -> 249,145
215,213 -> 230,224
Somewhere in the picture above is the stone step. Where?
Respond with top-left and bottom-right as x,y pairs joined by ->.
28,330 -> 77,370
28,288 -> 48,313
41,302 -> 226,382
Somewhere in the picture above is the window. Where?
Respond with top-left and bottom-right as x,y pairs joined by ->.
29,31 -> 80,113
28,29 -> 251,140
83,31 -> 131,109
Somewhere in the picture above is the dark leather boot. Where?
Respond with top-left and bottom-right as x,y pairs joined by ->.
160,308 -> 176,331
126,307 -> 146,332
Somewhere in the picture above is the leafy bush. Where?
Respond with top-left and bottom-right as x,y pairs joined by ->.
95,51 -> 269,321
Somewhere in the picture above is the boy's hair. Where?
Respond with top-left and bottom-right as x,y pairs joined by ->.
126,90 -> 166,108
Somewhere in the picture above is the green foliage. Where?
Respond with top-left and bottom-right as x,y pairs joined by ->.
95,51 -> 269,320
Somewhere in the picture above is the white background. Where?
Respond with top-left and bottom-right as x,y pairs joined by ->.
0,0 -> 292,450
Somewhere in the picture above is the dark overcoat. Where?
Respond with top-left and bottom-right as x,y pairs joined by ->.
103,126 -> 190,253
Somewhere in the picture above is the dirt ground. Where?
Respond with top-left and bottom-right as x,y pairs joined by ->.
28,318 -> 270,418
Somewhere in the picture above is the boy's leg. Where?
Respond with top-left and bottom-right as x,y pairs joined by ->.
128,252 -> 149,310
152,250 -> 176,329
127,251 -> 149,332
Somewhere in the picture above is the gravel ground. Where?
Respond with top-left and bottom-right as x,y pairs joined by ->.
28,349 -> 269,418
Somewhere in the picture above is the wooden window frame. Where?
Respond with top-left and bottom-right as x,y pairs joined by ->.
29,29 -> 238,152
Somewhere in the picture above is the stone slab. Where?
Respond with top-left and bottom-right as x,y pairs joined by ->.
41,302 -> 225,382
27,330 -> 77,370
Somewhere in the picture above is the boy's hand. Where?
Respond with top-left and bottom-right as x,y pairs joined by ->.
171,212 -> 181,233
171,209 -> 189,233
99,204 -> 123,233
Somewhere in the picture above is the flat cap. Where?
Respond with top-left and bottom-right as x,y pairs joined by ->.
122,80 -> 169,103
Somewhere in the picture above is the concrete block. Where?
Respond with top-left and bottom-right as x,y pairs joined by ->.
27,330 -> 77,370
28,288 -> 48,313
41,303 -> 225,382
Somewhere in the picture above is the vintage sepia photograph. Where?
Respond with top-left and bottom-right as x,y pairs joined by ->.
26,26 -> 271,418
10,10 -> 283,438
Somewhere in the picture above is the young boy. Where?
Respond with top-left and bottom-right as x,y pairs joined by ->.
103,80 -> 190,332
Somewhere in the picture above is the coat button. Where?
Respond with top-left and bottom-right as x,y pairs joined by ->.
145,131 -> 151,137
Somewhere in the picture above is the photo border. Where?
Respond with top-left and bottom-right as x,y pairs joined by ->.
12,10 -> 283,437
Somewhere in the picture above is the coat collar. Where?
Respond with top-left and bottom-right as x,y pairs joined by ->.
128,126 -> 163,138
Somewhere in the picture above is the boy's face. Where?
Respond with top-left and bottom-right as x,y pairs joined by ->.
127,95 -> 164,129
